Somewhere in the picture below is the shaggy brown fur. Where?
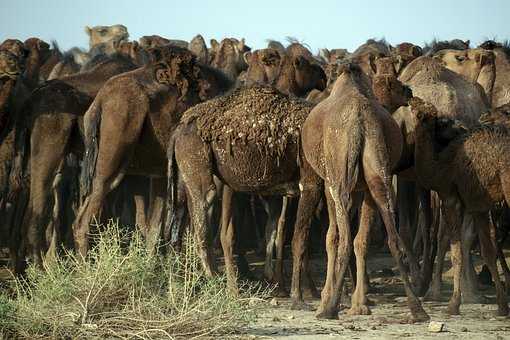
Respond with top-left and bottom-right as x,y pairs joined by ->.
410,97 -> 510,316
301,63 -> 428,321
182,85 -> 312,159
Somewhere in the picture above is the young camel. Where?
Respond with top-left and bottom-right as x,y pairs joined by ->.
410,97 -> 509,316
302,62 -> 429,321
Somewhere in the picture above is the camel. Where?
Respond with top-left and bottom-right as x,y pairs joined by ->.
390,42 -> 423,75
396,54 -> 497,300
433,48 -> 496,103
73,46 -> 231,258
423,39 -> 470,55
85,24 -> 129,55
243,47 -> 326,97
19,52 -> 141,267
168,85 -> 321,304
0,40 -> 47,269
409,97 -> 509,316
479,40 -> 510,107
210,38 -> 250,81
301,62 -> 429,321
188,35 -> 208,64
139,35 -> 189,49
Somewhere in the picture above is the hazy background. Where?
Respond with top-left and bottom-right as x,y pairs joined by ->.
1,0 -> 509,52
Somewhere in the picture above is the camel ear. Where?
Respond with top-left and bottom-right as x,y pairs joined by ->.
243,51 -> 252,65
293,55 -> 308,69
85,26 -> 92,36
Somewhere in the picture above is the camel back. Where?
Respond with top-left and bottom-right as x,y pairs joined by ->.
181,85 -> 313,158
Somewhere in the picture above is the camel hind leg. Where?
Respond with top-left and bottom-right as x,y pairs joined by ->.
174,129 -> 217,277
73,103 -> 146,257
363,147 -> 429,322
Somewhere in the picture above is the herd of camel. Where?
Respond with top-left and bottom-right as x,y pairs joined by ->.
1,24 -> 510,322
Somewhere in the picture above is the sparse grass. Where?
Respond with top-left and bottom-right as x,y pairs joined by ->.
0,220 -> 269,339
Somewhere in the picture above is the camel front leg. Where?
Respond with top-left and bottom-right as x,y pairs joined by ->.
290,167 -> 321,311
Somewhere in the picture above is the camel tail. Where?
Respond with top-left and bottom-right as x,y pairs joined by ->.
165,131 -> 188,248
341,126 -> 363,201
79,101 -> 101,202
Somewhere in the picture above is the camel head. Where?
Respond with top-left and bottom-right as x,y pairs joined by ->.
210,38 -> 250,80
372,57 -> 412,112
391,42 -> 422,74
189,34 -> 208,64
244,48 -> 283,85
85,24 -> 129,50
23,38 -> 50,52
0,39 -> 28,61
0,50 -> 22,80
151,46 -> 200,101
290,55 -> 327,95
433,48 -> 496,102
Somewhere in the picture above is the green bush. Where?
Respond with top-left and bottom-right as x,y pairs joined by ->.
1,220 -> 268,339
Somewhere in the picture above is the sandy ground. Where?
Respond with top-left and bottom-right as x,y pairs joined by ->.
235,248 -> 510,340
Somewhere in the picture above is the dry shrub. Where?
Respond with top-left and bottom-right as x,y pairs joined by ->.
0,220 -> 268,339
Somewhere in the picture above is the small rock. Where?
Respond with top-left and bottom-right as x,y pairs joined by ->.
370,326 -> 377,330
345,324 -> 356,330
428,321 -> 446,332
272,316 -> 280,322
395,297 -> 407,303
461,327 -> 468,332
270,298 -> 279,306
287,315 -> 295,320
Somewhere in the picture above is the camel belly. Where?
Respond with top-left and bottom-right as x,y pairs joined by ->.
212,141 -> 300,195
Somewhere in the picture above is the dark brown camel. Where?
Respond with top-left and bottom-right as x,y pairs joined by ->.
19,53 -> 140,267
301,63 -> 429,321
73,46 -> 231,257
410,97 -> 509,316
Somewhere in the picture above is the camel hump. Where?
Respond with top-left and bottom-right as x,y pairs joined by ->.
181,85 -> 313,158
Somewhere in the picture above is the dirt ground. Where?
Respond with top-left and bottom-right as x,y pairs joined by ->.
236,248 -> 510,340
1,248 -> 509,339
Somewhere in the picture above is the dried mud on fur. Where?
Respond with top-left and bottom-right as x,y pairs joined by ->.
181,85 -> 313,159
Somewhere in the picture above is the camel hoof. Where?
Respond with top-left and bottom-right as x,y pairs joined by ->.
315,308 -> 339,320
347,304 -> 371,315
291,300 -> 314,311
447,303 -> 460,315
496,305 -> 509,316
